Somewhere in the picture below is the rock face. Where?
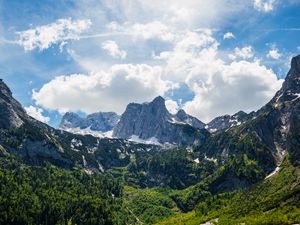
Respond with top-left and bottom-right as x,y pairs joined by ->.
0,79 -> 28,129
0,78 -> 159,170
175,109 -> 205,129
113,96 -> 208,145
206,111 -> 256,132
60,112 -> 120,132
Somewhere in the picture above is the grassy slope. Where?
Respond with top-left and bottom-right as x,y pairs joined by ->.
156,158 -> 300,225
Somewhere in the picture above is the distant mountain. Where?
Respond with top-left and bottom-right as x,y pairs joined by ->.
206,110 -> 256,132
113,96 -> 208,145
175,109 -> 206,129
59,111 -> 120,137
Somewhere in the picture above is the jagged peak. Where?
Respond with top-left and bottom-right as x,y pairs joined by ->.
0,79 -> 27,129
291,54 -> 300,73
276,55 -> 300,98
62,112 -> 82,119
0,79 -> 13,99
151,96 -> 165,105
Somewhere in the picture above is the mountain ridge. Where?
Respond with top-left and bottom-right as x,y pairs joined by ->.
113,96 -> 208,145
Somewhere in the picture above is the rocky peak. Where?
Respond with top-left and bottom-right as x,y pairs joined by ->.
151,96 -> 165,106
291,55 -> 300,74
59,111 -> 120,132
281,55 -> 300,94
113,96 -> 207,145
147,96 -> 169,116
271,55 -> 300,106
176,109 -> 205,129
60,112 -> 83,129
206,110 -> 255,132
0,79 -> 13,99
0,79 -> 27,129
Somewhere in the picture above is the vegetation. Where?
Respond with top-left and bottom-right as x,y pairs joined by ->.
0,157 -> 128,225
156,158 -> 300,225
109,148 -> 216,189
123,186 -> 179,224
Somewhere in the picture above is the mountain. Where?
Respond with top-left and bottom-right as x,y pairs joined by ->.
113,96 -> 208,145
175,109 -> 206,129
1,55 -> 300,225
206,110 -> 256,132
0,79 -> 160,171
171,55 -> 300,211
59,111 -> 120,136
0,79 -> 29,129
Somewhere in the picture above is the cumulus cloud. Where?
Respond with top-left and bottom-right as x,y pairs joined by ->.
267,47 -> 281,59
25,105 -> 50,123
34,27 -> 283,122
229,46 -> 254,60
149,30 -> 282,122
102,40 -> 127,59
223,32 -> 235,40
253,0 -> 276,12
16,18 -> 91,51
183,60 -> 283,122
165,99 -> 179,114
32,64 -> 173,114
27,2 -> 283,124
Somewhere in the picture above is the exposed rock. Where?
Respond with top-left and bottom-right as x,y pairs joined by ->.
175,109 -> 205,129
113,96 -> 208,145
0,79 -> 28,129
206,110 -> 256,132
60,111 -> 120,133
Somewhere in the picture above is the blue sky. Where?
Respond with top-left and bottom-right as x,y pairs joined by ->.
0,0 -> 299,126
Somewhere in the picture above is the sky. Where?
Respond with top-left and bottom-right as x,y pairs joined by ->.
0,0 -> 300,127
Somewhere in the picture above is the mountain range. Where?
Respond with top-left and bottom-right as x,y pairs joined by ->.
0,55 -> 300,225
59,95 -> 253,145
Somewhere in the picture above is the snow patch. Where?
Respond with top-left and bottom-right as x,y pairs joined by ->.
129,135 -> 162,145
265,167 -> 280,179
205,154 -> 217,163
63,127 -> 113,138
82,155 -> 87,167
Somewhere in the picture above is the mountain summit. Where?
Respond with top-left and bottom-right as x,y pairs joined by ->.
0,79 -> 28,129
113,96 -> 207,145
59,111 -> 120,135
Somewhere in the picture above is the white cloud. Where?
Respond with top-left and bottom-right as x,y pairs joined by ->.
149,30 -> 282,122
253,0 -> 276,12
223,32 -> 235,39
25,105 -> 50,123
165,99 -> 179,114
229,46 -> 254,60
16,18 -> 91,51
105,21 -> 175,42
25,2 -> 283,124
32,64 -> 173,114
267,47 -> 281,59
102,40 -> 127,59
183,60 -> 283,122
